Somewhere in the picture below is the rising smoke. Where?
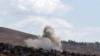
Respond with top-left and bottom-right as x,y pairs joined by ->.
24,26 -> 62,51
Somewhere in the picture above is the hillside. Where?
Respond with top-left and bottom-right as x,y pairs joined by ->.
62,40 -> 100,56
0,27 -> 38,46
0,43 -> 96,56
0,27 -> 100,56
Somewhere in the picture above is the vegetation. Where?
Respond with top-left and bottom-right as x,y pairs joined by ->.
0,42 -> 96,56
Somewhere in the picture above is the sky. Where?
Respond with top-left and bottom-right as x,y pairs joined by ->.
0,0 -> 100,42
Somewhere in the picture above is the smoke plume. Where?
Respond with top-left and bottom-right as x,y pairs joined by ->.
24,26 -> 62,51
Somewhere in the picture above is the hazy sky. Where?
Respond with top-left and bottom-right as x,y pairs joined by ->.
0,0 -> 100,42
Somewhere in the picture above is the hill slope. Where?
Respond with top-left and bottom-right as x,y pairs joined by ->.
62,40 -> 100,55
0,27 -> 38,46
0,27 -> 100,55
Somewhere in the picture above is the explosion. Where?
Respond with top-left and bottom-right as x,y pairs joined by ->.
24,26 -> 62,51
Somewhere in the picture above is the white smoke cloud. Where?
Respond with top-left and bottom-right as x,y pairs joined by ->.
24,38 -> 62,51
7,16 -> 75,41
24,26 -> 62,51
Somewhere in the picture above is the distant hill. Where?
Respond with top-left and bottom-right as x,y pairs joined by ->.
62,40 -> 100,56
0,27 -> 38,46
0,27 -> 100,55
